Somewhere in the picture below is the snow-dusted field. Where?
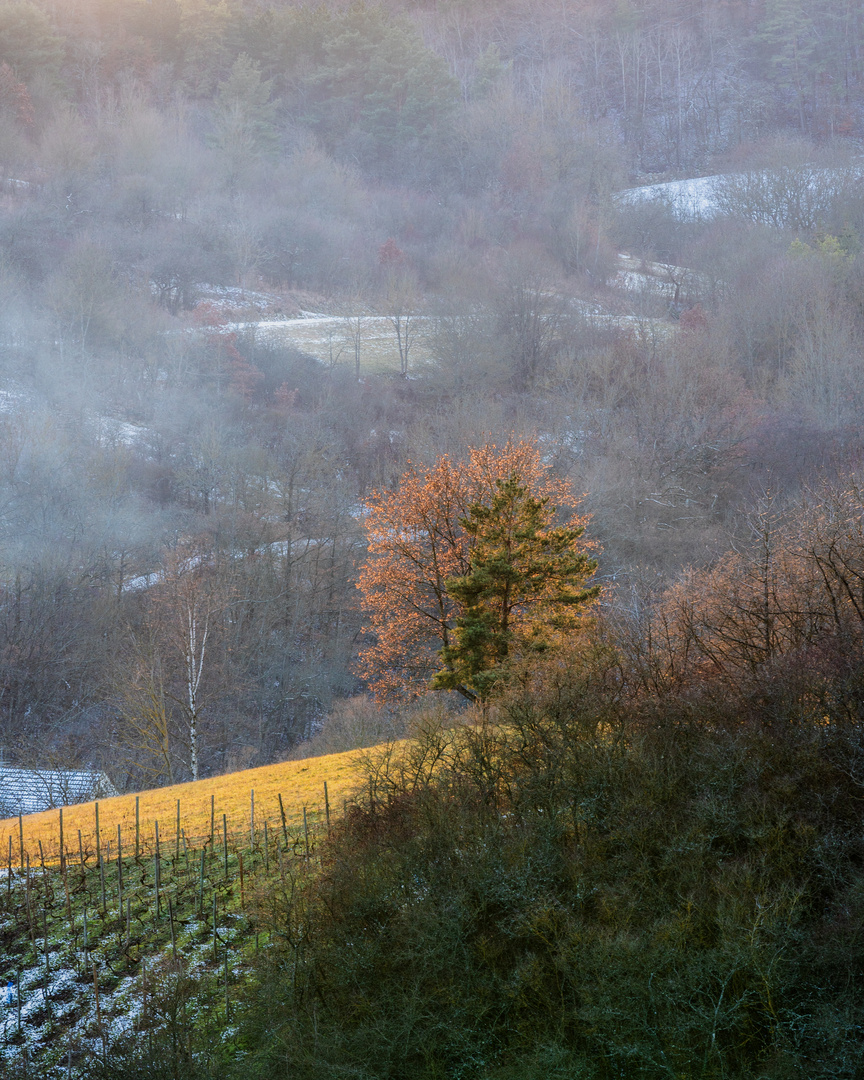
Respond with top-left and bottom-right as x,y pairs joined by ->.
229,311 -> 436,375
618,160 -> 863,223
617,174 -> 725,219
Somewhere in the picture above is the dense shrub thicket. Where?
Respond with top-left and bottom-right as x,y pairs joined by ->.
228,667 -> 864,1079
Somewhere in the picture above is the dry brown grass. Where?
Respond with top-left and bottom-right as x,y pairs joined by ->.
0,746 -> 369,866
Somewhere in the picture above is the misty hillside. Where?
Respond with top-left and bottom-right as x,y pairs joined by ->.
2,0 -> 864,1076
1,0 -> 863,786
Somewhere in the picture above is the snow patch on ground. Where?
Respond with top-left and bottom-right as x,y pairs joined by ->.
617,161 -> 864,222
94,416 -> 148,447
0,385 -> 32,414
612,254 -> 710,300
1,178 -> 32,194
617,174 -> 724,219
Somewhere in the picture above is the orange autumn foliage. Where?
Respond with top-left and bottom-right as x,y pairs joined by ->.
356,439 -> 595,699
622,481 -> 864,723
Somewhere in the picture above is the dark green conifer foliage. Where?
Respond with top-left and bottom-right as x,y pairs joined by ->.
432,474 -> 598,701
210,52 -> 279,190
299,4 -> 458,171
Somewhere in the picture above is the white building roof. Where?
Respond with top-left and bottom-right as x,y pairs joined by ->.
0,767 -> 118,817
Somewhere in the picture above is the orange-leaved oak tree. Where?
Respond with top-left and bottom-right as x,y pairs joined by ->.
356,440 -> 599,702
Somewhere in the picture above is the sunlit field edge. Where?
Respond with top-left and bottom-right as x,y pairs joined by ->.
0,746 -> 372,866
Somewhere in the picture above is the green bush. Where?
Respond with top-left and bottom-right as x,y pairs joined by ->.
233,648 -> 864,1079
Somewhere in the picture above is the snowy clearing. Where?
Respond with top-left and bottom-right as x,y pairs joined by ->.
617,174 -> 725,219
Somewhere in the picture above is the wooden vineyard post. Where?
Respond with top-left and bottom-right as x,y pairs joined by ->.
263,821 -> 269,872
63,854 -> 72,922
7,835 -> 12,899
92,964 -> 106,1059
18,813 -> 23,871
303,807 -> 310,859
140,957 -> 147,1032
78,830 -> 85,887
212,892 -> 218,962
154,823 -> 161,917
324,782 -> 331,834
94,801 -> 100,859
224,946 -> 230,1020
168,897 -> 177,961
42,908 -> 52,1027
98,839 -> 106,915
210,794 -> 215,853
59,807 -> 65,876
16,969 -> 21,1036
250,790 -> 255,850
117,824 -> 123,912
25,854 -> 34,947
176,800 -> 181,861
135,796 -> 140,860
42,907 -> 50,976
39,842 -> 48,910
222,815 -> 228,876
278,794 -> 288,847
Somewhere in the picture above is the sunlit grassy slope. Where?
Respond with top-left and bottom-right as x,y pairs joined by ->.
0,746 -> 368,866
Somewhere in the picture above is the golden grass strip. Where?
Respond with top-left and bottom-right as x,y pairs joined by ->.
0,747 -> 367,866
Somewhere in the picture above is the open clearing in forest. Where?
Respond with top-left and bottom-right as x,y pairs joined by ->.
245,312 -> 437,376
